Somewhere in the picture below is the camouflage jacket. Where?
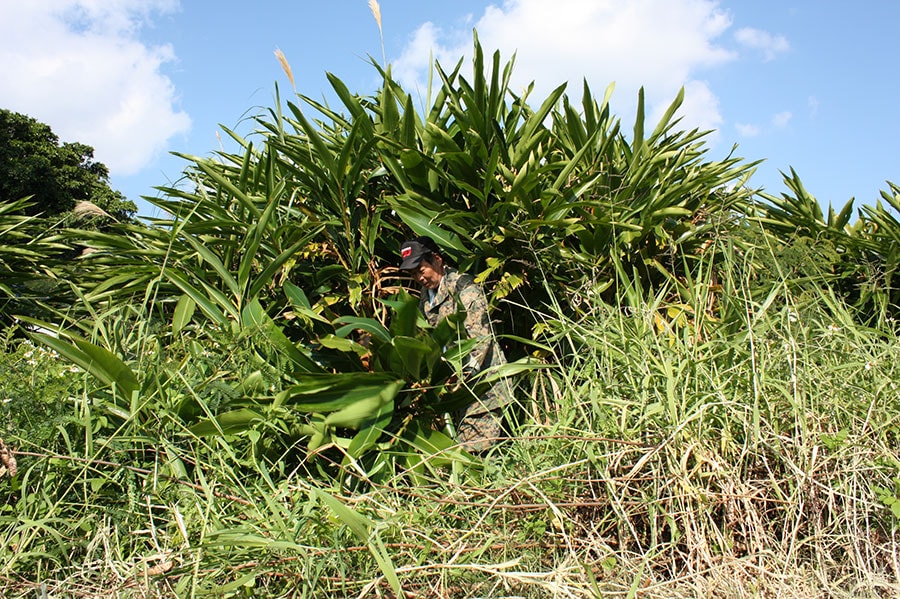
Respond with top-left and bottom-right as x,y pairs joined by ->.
419,267 -> 510,414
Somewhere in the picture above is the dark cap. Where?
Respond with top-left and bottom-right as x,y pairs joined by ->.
399,236 -> 439,270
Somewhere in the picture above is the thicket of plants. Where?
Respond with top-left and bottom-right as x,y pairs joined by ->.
2,36 -> 899,597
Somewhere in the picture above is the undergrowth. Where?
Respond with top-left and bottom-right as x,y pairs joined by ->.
2,258 -> 899,598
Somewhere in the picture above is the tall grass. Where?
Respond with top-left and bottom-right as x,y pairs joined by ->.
2,244 -> 898,598
518,252 -> 900,597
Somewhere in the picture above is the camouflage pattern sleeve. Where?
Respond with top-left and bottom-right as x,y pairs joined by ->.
418,268 -> 510,414
456,275 -> 494,377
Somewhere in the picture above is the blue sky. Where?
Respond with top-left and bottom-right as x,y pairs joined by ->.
1,1 -> 898,218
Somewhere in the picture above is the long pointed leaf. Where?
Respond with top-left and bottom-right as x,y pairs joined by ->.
32,333 -> 139,398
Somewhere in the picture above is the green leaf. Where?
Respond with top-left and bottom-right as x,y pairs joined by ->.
648,86 -> 684,141
285,281 -> 331,326
344,400 -> 394,459
191,159 -> 260,218
313,488 -> 373,540
172,294 -> 196,335
182,234 -> 240,299
280,374 -> 400,413
242,298 -> 322,373
470,356 -> 555,385
247,225 -> 325,300
369,535 -> 402,597
381,291 -> 419,337
188,408 -> 264,436
317,334 -> 369,355
387,195 -> 468,253
163,269 -> 231,326
632,86 -> 646,163
284,280 -> 311,309
389,335 -> 432,379
650,207 -> 692,219
312,488 -> 402,595
238,195 -> 277,296
32,333 -> 139,399
163,444 -> 189,479
326,71 -> 368,121
322,380 -> 401,429
333,316 -> 391,344
236,370 -> 267,395
402,419 -> 473,469
441,337 -> 480,369
213,573 -> 258,593
430,310 -> 467,349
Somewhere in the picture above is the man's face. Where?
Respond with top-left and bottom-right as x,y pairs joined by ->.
409,256 -> 443,289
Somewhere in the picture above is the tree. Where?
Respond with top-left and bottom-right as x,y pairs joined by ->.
0,109 -> 136,221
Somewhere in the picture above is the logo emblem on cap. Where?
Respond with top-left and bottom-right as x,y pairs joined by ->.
401,247 -> 412,258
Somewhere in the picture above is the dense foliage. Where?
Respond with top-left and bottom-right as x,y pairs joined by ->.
0,109 -> 136,222
1,35 -> 898,597
0,110 -> 139,324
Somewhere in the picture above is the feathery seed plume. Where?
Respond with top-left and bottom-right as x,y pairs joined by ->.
274,47 -> 295,90
369,0 -> 386,66
72,200 -> 111,219
369,0 -> 382,32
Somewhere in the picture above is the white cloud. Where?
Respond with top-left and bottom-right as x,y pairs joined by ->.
394,22 -> 446,101
734,27 -> 789,62
772,111 -> 792,128
648,79 -> 723,144
394,0 -> 737,140
0,0 -> 190,176
736,123 -> 760,137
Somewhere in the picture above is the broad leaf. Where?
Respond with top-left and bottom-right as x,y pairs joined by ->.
32,333 -> 139,399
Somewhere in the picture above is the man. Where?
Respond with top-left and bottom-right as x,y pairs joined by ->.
399,236 -> 510,453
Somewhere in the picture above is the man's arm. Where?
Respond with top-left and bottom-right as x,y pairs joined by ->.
459,282 -> 494,378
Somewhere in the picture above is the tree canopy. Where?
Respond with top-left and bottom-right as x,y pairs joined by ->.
0,109 -> 136,221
